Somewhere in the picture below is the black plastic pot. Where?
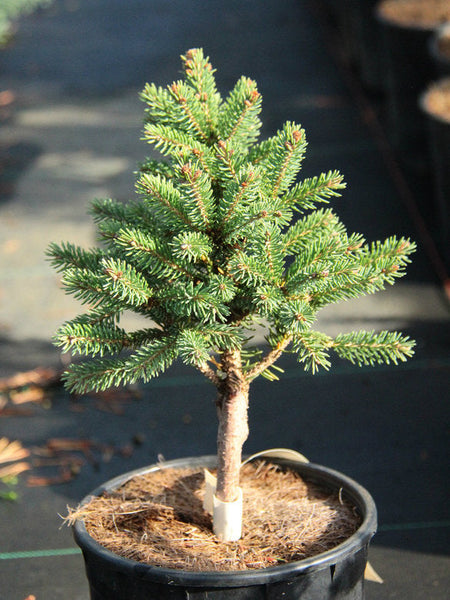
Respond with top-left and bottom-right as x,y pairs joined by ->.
375,3 -> 437,171
419,79 -> 450,268
74,455 -> 377,600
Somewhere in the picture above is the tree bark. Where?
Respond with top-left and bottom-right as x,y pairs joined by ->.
215,349 -> 249,502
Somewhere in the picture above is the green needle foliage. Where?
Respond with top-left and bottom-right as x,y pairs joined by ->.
48,48 -> 416,395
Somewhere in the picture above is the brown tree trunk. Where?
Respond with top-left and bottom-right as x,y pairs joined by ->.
215,349 -> 249,502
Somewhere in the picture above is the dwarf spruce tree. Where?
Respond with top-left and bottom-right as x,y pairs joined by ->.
48,49 -> 415,522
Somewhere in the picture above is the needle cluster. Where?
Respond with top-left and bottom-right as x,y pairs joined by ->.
48,48 -> 416,395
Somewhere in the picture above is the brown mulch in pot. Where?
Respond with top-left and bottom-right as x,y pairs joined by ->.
66,461 -> 362,571
378,0 -> 450,28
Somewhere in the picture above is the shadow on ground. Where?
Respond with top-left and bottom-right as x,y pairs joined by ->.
0,141 -> 41,202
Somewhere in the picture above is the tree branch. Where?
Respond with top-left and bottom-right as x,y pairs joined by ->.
245,334 -> 292,382
196,362 -> 221,386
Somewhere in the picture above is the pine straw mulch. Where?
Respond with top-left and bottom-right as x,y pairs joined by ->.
66,461 -> 361,571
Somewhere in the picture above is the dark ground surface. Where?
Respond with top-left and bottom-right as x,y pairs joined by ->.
0,1 -> 449,599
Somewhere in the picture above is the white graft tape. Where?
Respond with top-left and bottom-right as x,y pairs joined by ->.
213,487 -> 243,541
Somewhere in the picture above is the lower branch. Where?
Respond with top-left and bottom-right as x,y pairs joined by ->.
196,361 -> 221,386
246,334 -> 292,382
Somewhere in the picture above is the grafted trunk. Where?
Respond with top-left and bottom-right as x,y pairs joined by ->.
215,349 -> 249,503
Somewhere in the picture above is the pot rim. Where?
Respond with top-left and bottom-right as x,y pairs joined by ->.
73,455 -> 377,587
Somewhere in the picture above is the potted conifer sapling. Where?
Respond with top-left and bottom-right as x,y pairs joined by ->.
48,49 -> 415,599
